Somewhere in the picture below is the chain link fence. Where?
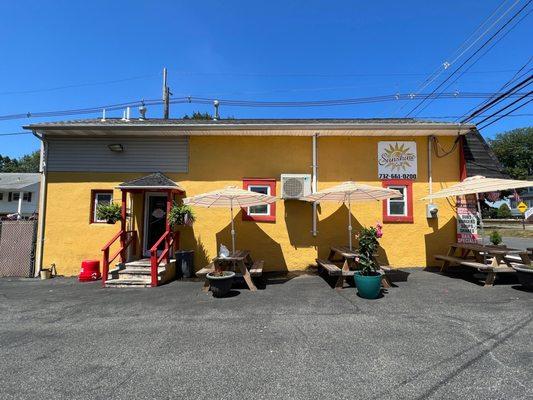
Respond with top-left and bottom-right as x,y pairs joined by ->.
0,220 -> 37,277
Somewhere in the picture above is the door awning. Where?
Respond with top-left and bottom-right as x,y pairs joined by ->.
116,172 -> 184,192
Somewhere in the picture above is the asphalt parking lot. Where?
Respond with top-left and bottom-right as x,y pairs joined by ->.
0,269 -> 532,400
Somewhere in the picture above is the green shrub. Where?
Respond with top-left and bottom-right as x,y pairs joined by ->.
168,203 -> 195,227
489,231 -> 502,245
96,203 -> 121,223
496,203 -> 512,218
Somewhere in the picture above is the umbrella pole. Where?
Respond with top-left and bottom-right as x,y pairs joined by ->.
348,198 -> 353,251
476,193 -> 486,263
230,199 -> 236,254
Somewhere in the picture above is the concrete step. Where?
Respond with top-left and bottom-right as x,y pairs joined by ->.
125,258 -> 175,268
105,258 -> 175,288
105,278 -> 152,288
119,266 -> 166,276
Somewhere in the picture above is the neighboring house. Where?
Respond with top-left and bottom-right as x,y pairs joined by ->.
26,118 -> 478,280
509,186 -> 533,216
0,173 -> 40,218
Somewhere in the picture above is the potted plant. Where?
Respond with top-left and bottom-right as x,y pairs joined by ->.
96,203 -> 121,224
168,203 -> 196,227
354,223 -> 383,299
207,261 -> 235,298
489,230 -> 503,246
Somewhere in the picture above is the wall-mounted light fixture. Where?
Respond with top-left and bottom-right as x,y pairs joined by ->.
108,144 -> 124,152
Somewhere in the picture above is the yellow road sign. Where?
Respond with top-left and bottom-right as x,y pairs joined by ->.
517,202 -> 528,213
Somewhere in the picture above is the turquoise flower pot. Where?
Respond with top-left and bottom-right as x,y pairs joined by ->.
354,271 -> 382,299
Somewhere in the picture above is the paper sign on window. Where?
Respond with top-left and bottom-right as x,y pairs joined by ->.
378,141 -> 417,180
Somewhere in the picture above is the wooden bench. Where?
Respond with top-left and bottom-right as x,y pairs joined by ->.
435,255 -> 514,287
316,259 -> 342,276
378,266 -> 392,288
196,263 -> 214,277
435,255 -> 507,270
317,258 -> 391,292
249,260 -> 264,277
196,261 -> 263,277
197,260 -> 264,291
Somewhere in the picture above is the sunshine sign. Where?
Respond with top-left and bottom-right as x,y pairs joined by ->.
377,141 -> 418,180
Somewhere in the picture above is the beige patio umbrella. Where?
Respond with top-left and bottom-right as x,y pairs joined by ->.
300,181 -> 402,250
422,175 -> 532,247
183,186 -> 277,253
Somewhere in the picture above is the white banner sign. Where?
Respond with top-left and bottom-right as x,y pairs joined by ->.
378,141 -> 418,180
525,207 -> 533,221
456,196 -> 479,244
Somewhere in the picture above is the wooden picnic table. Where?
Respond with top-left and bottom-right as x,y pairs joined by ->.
316,245 -> 391,289
435,242 -> 530,287
196,250 -> 264,292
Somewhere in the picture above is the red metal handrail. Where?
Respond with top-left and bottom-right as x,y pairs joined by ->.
102,230 -> 137,287
149,230 -> 179,287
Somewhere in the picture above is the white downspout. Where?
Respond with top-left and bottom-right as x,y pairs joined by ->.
312,133 -> 318,236
428,135 -> 433,196
17,191 -> 23,218
33,131 -> 48,277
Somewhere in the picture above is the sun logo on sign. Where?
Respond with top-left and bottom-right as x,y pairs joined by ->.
380,143 -> 416,171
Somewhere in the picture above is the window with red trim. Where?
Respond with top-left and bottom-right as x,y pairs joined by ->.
90,190 -> 113,223
242,179 -> 276,222
382,180 -> 413,223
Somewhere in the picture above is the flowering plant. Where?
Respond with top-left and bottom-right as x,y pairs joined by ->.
356,223 -> 383,276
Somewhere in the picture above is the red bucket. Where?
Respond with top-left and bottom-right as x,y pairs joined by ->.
79,260 -> 101,281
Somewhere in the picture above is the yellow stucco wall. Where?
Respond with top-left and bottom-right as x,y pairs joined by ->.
42,135 -> 460,276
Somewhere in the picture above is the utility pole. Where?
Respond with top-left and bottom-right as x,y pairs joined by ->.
162,67 -> 170,119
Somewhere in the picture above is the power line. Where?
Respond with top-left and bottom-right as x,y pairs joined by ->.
0,69 -> 521,99
0,73 -> 159,96
0,91 -> 530,122
0,98 -> 160,121
404,0 -> 532,117
460,74 -> 532,123
0,132 -> 32,137
412,7 -> 532,117
455,56 -> 532,121
478,97 -> 533,129
169,68 -> 522,78
2,113 -> 533,138
411,0 -> 520,97
445,0 -> 520,67
475,90 -> 533,125
392,0 -> 520,116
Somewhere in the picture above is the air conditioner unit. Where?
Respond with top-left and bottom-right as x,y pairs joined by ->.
281,174 -> 312,199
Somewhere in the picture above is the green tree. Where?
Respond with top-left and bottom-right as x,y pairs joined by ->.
182,111 -> 213,120
496,203 -> 512,218
489,127 -> 532,180
0,150 -> 40,173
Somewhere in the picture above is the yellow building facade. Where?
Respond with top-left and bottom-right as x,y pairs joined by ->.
29,120 -> 471,276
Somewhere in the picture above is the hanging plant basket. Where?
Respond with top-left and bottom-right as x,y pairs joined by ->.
95,203 -> 121,224
168,203 -> 196,227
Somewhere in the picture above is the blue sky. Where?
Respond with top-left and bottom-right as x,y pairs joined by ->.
0,0 -> 531,157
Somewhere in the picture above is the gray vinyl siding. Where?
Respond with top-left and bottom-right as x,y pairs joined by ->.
46,137 -> 189,172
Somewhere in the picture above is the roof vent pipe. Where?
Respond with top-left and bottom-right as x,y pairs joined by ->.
139,103 -> 147,120
213,100 -> 220,120
122,107 -> 130,121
